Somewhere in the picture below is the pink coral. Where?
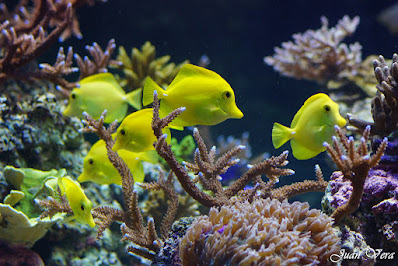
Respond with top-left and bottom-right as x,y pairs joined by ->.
179,198 -> 340,265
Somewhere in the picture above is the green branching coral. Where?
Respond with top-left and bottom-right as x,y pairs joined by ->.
179,198 -> 340,265
110,41 -> 188,91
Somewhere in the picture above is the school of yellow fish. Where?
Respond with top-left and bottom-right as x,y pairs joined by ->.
60,64 -> 346,227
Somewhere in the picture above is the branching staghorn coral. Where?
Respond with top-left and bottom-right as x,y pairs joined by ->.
36,186 -> 73,219
138,171 -> 179,239
348,54 -> 398,137
110,41 -> 188,91
48,39 -> 117,93
151,92 -> 329,207
74,39 -> 116,80
79,111 -> 178,260
267,164 -> 329,200
0,0 -> 107,42
179,198 -> 340,265
264,15 -> 361,84
324,125 -> 387,223
0,0 -> 112,91
140,187 -> 200,237
0,1 -> 72,87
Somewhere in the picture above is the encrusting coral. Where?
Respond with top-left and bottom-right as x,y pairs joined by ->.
179,198 -> 340,265
0,93 -> 87,177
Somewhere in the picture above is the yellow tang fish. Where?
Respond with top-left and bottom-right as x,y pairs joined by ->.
78,135 -> 158,185
63,73 -> 142,123
112,108 -> 171,153
142,64 -> 243,128
58,176 -> 95,227
272,93 -> 346,160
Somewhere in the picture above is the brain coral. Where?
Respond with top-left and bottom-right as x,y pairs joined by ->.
179,198 -> 340,265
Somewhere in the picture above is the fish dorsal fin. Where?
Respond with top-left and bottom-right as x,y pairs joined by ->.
290,93 -> 327,128
168,64 -> 221,89
80,73 -> 125,95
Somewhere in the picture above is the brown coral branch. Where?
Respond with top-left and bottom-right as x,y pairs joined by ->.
0,1 -> 112,91
36,187 -> 73,219
151,92 -> 218,207
0,1 -> 73,88
82,110 -> 165,258
270,165 -> 328,200
139,171 -> 179,238
224,151 -> 295,198
75,39 -> 116,79
324,125 -> 387,223
81,111 -> 136,223
151,92 -> 298,207
92,206 -> 125,239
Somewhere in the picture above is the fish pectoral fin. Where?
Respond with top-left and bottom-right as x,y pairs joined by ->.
291,139 -> 321,160
132,161 -> 145,183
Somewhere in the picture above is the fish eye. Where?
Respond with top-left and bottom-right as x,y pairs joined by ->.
80,204 -> 85,211
88,159 -> 94,165
324,105 -> 330,112
120,129 -> 126,135
71,93 -> 76,99
223,91 -> 231,99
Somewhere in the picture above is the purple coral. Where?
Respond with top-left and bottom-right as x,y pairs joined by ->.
326,168 -> 398,215
372,137 -> 398,173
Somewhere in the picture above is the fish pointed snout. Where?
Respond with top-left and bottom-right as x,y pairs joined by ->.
86,214 -> 96,227
231,107 -> 244,119
337,116 -> 347,128
77,172 -> 88,183
112,140 -> 122,152
63,106 -> 71,116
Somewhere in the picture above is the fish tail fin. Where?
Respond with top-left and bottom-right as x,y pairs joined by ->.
272,122 -> 293,149
126,88 -> 142,110
143,77 -> 165,106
